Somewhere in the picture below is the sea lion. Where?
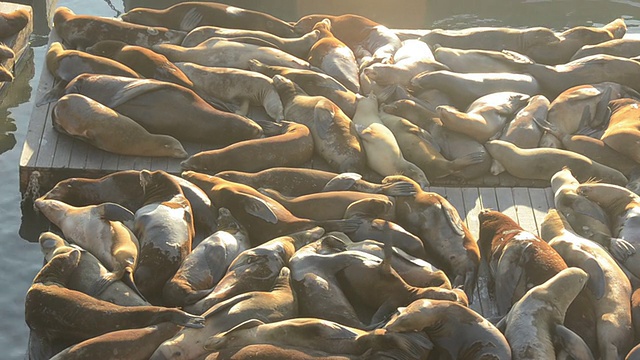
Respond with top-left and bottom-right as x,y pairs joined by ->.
162,208 -> 250,307
273,75 -> 367,174
215,167 -> 416,197
121,2 -> 295,36
433,46 -> 533,73
248,59 -> 357,117
133,170 -> 194,303
39,231 -> 148,307
182,25 -> 320,59
185,227 -> 325,315
628,345 -> 640,360
34,197 -> 140,297
307,19 -> 359,93
202,344 -> 367,360
25,249 -> 204,345
497,268 -> 595,360
203,317 -> 432,359
379,109 -> 486,180
544,209 -> 634,360
435,91 -> 530,143
571,38 -> 640,61
152,266 -> 299,360
351,92 -> 382,128
175,61 -> 284,121
393,176 -> 479,300
362,55 -> 448,89
52,94 -> 188,158
411,70 -> 538,110
356,122 -> 430,190
181,121 -> 312,174
181,171 -> 360,245
385,299 -> 511,360
152,37 -> 312,71
53,7 -> 185,49
561,135 -> 639,176
63,73 -> 263,146
602,98 -> 640,163
85,40 -> 193,88
576,183 -> 640,279
49,323 -> 180,360
0,8 -> 29,38
485,139 -> 628,185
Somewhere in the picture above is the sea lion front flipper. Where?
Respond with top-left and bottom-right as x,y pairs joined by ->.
379,178 -> 417,197
313,100 -> 335,140
179,8 -> 203,31
501,50 -> 535,64
87,271 -> 120,297
440,199 -> 465,236
204,319 -> 265,351
378,332 -> 434,360
98,202 -> 135,223
590,86 -> 612,129
202,293 -> 254,319
322,172 -> 362,192
553,324 -> 595,360
108,80 -> 168,108
495,243 -> 530,315
242,194 -> 278,224
609,237 -> 636,262
580,257 -> 606,300
36,81 -> 67,107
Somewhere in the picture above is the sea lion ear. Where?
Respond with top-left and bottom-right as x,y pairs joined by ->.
98,202 -> 135,222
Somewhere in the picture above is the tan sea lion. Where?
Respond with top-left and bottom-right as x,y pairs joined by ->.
433,46 -> 533,73
162,208 -> 250,307
561,135 -> 639,176
351,92 -> 382,128
175,61 -> 284,121
25,249 -> 204,345
571,38 -> 640,61
52,94 -> 188,158
602,98 -> 640,163
121,2 -> 295,36
53,7 -> 185,49
134,170 -> 195,303
436,91 -> 530,143
0,8 -> 29,38
386,299 -> 511,360
362,45 -> 448,88
64,74 -> 263,146
485,139 -> 628,185
85,40 -> 193,88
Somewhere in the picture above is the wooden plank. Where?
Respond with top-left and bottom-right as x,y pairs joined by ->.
68,139 -> 90,170
461,188 -> 482,240
478,187 -> 498,211
545,187 -> 555,209
529,188 -> 552,239
512,187 -> 539,236
495,188 -> 517,221
428,187 -> 446,198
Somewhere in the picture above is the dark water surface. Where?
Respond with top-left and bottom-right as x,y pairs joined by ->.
1,1 -> 639,359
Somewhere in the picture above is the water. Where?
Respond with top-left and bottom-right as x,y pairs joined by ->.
1,1 -> 639,359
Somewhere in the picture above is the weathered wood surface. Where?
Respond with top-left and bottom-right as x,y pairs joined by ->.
0,2 -> 32,97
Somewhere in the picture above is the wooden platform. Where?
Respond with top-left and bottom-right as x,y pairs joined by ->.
0,2 -> 32,97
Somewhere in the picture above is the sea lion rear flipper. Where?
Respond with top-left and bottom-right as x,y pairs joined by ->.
322,172 -> 362,192
179,8 -> 203,31
98,202 -> 135,222
243,194 -> 278,224
553,324 -> 595,360
36,81 -> 67,107
580,257 -> 606,300
609,237 -> 636,262
379,179 -> 417,197
377,332 -> 434,360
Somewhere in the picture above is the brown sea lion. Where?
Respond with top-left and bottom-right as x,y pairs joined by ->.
52,94 -> 188,158
203,344 -> 367,360
562,135 -> 639,176
49,323 -> 180,360
485,139 -> 628,185
53,7 -> 185,49
25,250 -> 204,345
133,170 -> 194,303
85,40 -> 193,88
602,98 -> 640,163
63,73 -> 263,146
182,172 -> 361,245
162,208 -> 250,307
0,8 -> 29,38
121,2 -> 295,36
571,38 -> 640,61
386,299 -> 511,360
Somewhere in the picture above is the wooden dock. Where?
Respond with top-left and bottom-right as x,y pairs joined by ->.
0,2 -> 32,97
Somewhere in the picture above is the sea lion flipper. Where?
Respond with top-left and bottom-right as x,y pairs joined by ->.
313,101 -> 335,140
87,272 -> 119,297
580,257 -> 606,300
322,172 -> 362,192
202,293 -> 254,319
243,194 -> 278,224
591,86 -> 612,129
609,237 -> 636,262
109,80 -> 167,108
98,202 -> 135,222
179,8 -> 203,31
204,319 -> 265,351
495,243 -> 530,315
36,81 -> 67,107
440,200 -> 465,236
382,332 -> 434,360
553,324 -> 596,360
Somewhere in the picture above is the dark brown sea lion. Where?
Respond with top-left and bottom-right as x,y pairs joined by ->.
53,7 -> 185,49
393,176 -> 480,299
248,59 -> 357,118
49,323 -> 180,360
571,38 -> 640,61
273,75 -> 367,174
25,250 -> 204,345
386,299 -> 511,360
52,94 -> 188,158
121,1 -> 295,37
162,208 -> 250,307
602,98 -> 640,163
133,170 -> 194,303
181,171 -> 360,245
215,167 -> 416,197
85,40 -> 193,88
181,122 -> 312,174
63,74 -> 263,146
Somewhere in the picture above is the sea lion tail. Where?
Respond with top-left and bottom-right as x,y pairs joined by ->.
318,218 -> 363,234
